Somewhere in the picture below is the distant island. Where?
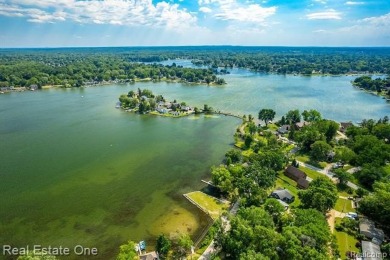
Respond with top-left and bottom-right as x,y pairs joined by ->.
118,88 -> 214,117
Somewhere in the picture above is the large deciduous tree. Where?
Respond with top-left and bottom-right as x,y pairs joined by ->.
258,109 -> 276,126
298,177 -> 338,213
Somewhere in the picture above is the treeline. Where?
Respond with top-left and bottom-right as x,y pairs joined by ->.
353,75 -> 390,94
0,54 -> 225,88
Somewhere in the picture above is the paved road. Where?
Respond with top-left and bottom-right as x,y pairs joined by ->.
298,160 -> 359,190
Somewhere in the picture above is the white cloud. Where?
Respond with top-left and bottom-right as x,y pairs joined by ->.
199,6 -> 212,13
0,0 -> 197,28
313,0 -> 327,4
360,12 -> 390,26
345,1 -> 365,5
313,29 -> 327,33
215,4 -> 276,23
306,9 -> 342,20
198,0 -> 276,24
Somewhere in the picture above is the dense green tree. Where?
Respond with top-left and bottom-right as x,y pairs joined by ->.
211,165 -> 233,194
258,109 -> 276,126
299,177 -> 338,213
117,241 -> 138,260
174,233 -> 193,259
285,109 -> 301,124
333,168 -> 351,187
356,165 -> 385,189
302,109 -> 322,122
225,149 -> 242,163
156,234 -> 171,258
352,135 -> 390,166
359,181 -> 390,233
334,146 -> 356,165
310,141 -> 332,161
248,121 -> 257,135
244,163 -> 277,189
245,134 -> 254,148
295,126 -> 324,150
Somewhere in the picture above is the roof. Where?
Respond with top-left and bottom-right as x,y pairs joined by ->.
277,125 -> 290,134
361,241 -> 382,260
295,121 -> 309,128
139,251 -> 158,260
360,218 -> 385,243
297,178 -> 310,189
340,122 -> 353,129
272,189 -> 294,201
285,165 -> 307,180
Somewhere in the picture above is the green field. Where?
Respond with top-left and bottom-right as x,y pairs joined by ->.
334,218 -> 359,259
186,191 -> 230,220
335,198 -> 354,213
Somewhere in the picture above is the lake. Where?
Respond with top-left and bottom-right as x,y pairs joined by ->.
0,64 -> 389,259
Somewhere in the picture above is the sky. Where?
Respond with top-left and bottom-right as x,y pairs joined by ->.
0,0 -> 389,47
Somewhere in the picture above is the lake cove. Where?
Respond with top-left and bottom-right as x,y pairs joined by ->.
0,67 -> 389,258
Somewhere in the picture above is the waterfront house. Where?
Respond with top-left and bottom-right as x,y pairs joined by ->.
359,218 -> 385,245
295,121 -> 310,129
277,125 -> 290,134
139,251 -> 159,260
270,189 -> 295,203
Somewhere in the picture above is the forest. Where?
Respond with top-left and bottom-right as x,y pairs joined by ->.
1,46 -> 390,89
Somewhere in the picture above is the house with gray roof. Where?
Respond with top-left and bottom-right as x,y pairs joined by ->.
361,241 -> 382,260
270,188 -> 295,203
360,218 -> 385,245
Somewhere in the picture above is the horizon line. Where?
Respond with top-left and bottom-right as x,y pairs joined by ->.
1,45 -> 390,50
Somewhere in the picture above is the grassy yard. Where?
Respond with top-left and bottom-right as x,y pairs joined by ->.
274,173 -> 301,207
295,153 -> 327,169
299,166 -> 324,180
334,218 -> 359,259
335,198 -> 354,213
186,191 -> 229,220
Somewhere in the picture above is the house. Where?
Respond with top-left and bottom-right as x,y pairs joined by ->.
295,121 -> 310,129
139,251 -> 159,260
297,178 -> 310,189
361,241 -> 382,260
340,122 -> 353,133
270,189 -> 295,203
277,125 -> 290,134
284,165 -> 307,182
359,218 -> 385,245
180,106 -> 192,112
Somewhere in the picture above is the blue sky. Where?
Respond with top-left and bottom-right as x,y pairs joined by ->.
0,0 -> 389,47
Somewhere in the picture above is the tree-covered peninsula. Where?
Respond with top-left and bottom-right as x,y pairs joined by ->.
0,54 -> 225,89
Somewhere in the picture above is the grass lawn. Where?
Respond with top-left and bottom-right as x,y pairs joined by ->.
275,173 -> 301,207
242,149 -> 254,157
299,166 -> 324,180
186,191 -> 229,220
234,141 -> 245,149
295,152 -> 326,169
337,190 -> 355,197
334,218 -> 359,259
335,198 -> 355,213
